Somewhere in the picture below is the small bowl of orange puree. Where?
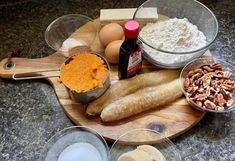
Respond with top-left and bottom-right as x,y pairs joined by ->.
60,53 -> 110,103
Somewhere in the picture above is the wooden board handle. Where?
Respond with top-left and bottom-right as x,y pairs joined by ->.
0,52 -> 66,79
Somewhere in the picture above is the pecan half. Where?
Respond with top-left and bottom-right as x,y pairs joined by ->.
194,93 -> 207,101
187,70 -> 195,78
205,86 -> 211,96
202,65 -> 214,72
226,99 -> 234,107
211,63 -> 222,71
194,68 -> 203,74
220,88 -> 232,100
210,87 -> 217,94
213,73 -> 223,78
222,71 -> 232,79
202,74 -> 212,86
210,80 -> 216,87
195,77 -> 203,85
195,101 -> 203,107
223,80 -> 235,86
197,87 -> 204,93
191,73 -> 203,80
221,84 -> 235,91
208,95 -> 215,102
215,106 -> 224,111
186,86 -> 194,93
204,100 -> 216,110
184,77 -> 190,89
191,86 -> 199,97
215,94 -> 226,106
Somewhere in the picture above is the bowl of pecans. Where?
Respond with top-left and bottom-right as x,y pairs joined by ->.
180,57 -> 235,112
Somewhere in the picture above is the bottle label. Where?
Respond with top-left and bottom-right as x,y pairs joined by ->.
127,48 -> 142,77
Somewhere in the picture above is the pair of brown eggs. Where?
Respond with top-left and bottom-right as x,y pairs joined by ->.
99,23 -> 124,64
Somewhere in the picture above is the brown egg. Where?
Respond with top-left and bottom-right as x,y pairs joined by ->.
105,40 -> 124,64
99,23 -> 124,47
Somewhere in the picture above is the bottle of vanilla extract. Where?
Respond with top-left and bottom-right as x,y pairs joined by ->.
118,20 -> 142,79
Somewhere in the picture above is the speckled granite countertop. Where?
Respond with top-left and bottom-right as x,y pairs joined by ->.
0,0 -> 234,161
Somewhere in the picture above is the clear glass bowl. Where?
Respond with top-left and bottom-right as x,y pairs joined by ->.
38,126 -> 109,161
133,0 -> 218,69
45,14 -> 97,55
180,58 -> 235,113
110,128 -> 182,161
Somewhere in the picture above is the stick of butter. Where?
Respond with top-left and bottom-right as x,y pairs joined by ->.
100,8 -> 158,26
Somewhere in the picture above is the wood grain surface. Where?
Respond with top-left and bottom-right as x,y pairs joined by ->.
0,18 -> 210,143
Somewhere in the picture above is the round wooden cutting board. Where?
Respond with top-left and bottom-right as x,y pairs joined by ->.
0,18 -> 209,143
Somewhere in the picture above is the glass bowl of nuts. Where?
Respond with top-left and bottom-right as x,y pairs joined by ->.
180,57 -> 235,113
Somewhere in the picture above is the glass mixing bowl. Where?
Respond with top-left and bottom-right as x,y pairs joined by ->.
45,14 -> 97,55
180,58 -> 235,113
133,0 -> 218,69
110,128 -> 182,161
38,126 -> 109,161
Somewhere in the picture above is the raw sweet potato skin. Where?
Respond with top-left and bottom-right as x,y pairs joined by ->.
86,70 -> 180,115
101,79 -> 183,122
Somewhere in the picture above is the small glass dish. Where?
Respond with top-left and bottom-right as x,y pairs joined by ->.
45,14 -> 97,55
110,128 -> 182,161
180,57 -> 235,113
38,126 -> 109,161
133,0 -> 218,69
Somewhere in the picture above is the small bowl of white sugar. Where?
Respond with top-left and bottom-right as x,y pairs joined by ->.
134,0 -> 218,69
38,126 -> 109,161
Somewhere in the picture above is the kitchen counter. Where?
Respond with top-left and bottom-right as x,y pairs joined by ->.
0,0 -> 234,160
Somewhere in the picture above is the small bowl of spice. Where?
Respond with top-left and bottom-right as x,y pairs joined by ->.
180,58 -> 235,112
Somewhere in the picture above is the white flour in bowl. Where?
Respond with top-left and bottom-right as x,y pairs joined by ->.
140,18 -> 207,65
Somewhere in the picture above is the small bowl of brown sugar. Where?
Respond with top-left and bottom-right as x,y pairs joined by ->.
180,57 -> 235,112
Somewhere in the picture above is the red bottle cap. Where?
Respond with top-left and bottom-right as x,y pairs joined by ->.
124,20 -> 140,39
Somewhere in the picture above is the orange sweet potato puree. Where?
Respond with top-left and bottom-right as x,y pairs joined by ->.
60,53 -> 108,92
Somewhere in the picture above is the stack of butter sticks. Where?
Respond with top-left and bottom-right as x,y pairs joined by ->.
100,8 -> 158,27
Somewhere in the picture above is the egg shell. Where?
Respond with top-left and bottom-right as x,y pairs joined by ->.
99,23 -> 124,47
105,40 -> 124,64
